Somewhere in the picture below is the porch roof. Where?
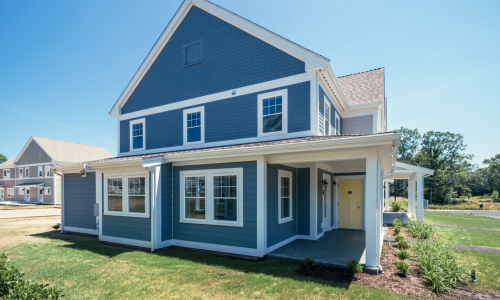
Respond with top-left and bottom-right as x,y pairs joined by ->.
14,183 -> 44,188
386,162 -> 434,180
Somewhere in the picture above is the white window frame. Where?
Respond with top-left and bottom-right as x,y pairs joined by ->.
25,167 -> 29,178
104,171 -> 150,218
45,187 -> 51,195
257,89 -> 288,137
18,188 -> 25,196
45,166 -> 51,177
7,188 -> 14,198
183,106 -> 205,146
278,169 -> 293,224
324,98 -> 331,136
335,112 -> 340,135
180,168 -> 243,227
129,118 -> 146,152
0,188 -> 3,200
38,166 -> 43,177
3,169 -> 10,179
19,168 -> 23,179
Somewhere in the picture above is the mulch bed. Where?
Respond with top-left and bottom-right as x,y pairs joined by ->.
386,225 -> 413,239
297,242 -> 499,299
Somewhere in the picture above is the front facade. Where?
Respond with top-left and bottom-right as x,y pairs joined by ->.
57,0 -> 398,272
0,158 -> 17,202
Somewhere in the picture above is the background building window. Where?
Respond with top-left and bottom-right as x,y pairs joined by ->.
45,187 -> 51,195
18,188 -> 24,195
46,166 -> 51,177
19,168 -> 23,178
25,167 -> 29,178
7,188 -> 14,198
185,42 -> 202,67
38,166 -> 43,177
3,169 -> 10,179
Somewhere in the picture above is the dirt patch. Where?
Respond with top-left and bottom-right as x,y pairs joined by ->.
298,242 -> 499,299
0,205 -> 60,210
0,217 -> 60,247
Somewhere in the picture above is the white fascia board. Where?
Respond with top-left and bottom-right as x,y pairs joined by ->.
326,66 -> 350,110
142,156 -> 165,167
395,162 -> 434,175
318,78 -> 343,117
109,0 -> 329,117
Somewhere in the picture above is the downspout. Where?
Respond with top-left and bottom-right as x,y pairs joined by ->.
376,142 -> 399,273
53,169 -> 65,233
145,167 -> 156,253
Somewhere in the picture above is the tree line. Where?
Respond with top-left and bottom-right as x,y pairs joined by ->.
392,127 -> 499,204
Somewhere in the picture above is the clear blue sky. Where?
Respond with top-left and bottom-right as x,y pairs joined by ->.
1,0 -> 498,166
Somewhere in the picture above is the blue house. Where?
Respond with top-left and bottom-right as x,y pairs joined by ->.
55,0 -> 425,273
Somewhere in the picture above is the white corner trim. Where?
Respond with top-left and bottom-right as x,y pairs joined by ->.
157,239 -> 173,249
277,169 -> 293,224
64,226 -> 98,236
257,89 -> 288,137
99,235 -> 151,248
266,235 -> 297,253
183,106 -> 205,146
129,118 -> 146,152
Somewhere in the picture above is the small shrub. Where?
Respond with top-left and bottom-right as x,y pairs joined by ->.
346,258 -> 363,274
391,201 -> 401,212
304,256 -> 317,268
392,218 -> 402,227
52,224 -> 60,230
394,234 -> 404,243
406,217 -> 435,239
0,253 -> 62,299
396,261 -> 409,276
467,193 -> 472,200
397,250 -> 411,260
492,190 -> 499,202
413,240 -> 466,293
397,240 -> 410,250
393,225 -> 401,234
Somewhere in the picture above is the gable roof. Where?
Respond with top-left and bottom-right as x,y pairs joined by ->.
14,137 -> 113,165
109,0 -> 331,117
0,157 -> 17,169
337,67 -> 385,105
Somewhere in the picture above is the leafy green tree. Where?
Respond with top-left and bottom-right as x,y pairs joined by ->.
0,154 -> 7,163
483,154 -> 500,195
492,191 -> 499,202
394,127 -> 421,199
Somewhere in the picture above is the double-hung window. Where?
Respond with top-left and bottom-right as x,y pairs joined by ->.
278,170 -> 293,223
183,107 -> 205,145
3,169 -> 10,179
18,188 -> 24,195
324,100 -> 331,135
38,166 -> 43,177
130,119 -> 146,151
45,166 -> 51,177
180,168 -> 243,227
7,188 -> 14,198
104,171 -> 149,218
258,89 -> 288,137
45,187 -> 51,195
25,167 -> 29,178
19,168 -> 23,179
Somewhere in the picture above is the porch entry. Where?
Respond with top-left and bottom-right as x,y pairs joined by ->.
338,180 -> 363,230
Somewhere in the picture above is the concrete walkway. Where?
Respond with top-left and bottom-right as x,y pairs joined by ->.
0,208 -> 61,219
431,224 -> 500,232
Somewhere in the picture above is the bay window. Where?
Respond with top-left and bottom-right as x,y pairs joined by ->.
104,171 -> 149,218
180,168 -> 243,227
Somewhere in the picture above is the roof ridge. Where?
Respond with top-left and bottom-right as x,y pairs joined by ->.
32,136 -> 108,149
338,67 -> 384,78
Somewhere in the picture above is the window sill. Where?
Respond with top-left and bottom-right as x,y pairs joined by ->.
257,130 -> 287,138
104,211 -> 150,218
278,217 -> 293,224
180,219 -> 243,227
183,140 -> 204,146
129,148 -> 146,152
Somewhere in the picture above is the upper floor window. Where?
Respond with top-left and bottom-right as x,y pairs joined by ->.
19,168 -> 23,179
38,166 -> 43,177
25,167 -> 29,178
184,41 -> 202,67
3,169 -> 10,179
45,166 -> 51,177
183,107 -> 205,145
278,170 -> 293,224
130,118 -> 145,151
325,100 -> 331,135
257,89 -> 288,137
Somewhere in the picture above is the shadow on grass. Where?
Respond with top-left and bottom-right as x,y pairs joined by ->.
32,231 -> 356,290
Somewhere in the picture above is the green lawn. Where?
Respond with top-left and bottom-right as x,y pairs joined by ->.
458,250 -> 500,291
3,233 -> 406,299
436,227 -> 500,249
424,211 -> 495,220
424,213 -> 500,230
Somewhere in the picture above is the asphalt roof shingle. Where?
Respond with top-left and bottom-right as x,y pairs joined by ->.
337,67 -> 385,105
31,136 -> 113,164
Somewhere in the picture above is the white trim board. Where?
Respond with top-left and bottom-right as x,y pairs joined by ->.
64,226 -> 98,236
109,0 -> 329,117
266,235 -> 297,253
99,235 -> 151,249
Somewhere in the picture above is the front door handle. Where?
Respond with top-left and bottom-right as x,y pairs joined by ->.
357,206 -> 361,208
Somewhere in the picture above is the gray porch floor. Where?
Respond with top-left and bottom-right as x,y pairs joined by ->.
265,229 -> 366,269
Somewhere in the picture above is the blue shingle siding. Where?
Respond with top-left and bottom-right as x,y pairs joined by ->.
121,5 -> 305,115
317,168 -> 334,233
120,82 -> 310,153
162,163 -> 173,241
64,172 -> 96,231
102,173 -> 151,242
267,164 -> 297,247
172,161 -> 257,249
297,168 -> 310,236
318,86 -> 342,134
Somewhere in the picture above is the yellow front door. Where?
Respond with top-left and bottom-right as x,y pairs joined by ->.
338,180 -> 363,230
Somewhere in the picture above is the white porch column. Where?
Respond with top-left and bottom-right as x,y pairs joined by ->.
384,180 -> 390,211
409,180 -> 416,217
365,155 -> 378,269
256,155 -> 267,255
416,172 -> 424,220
